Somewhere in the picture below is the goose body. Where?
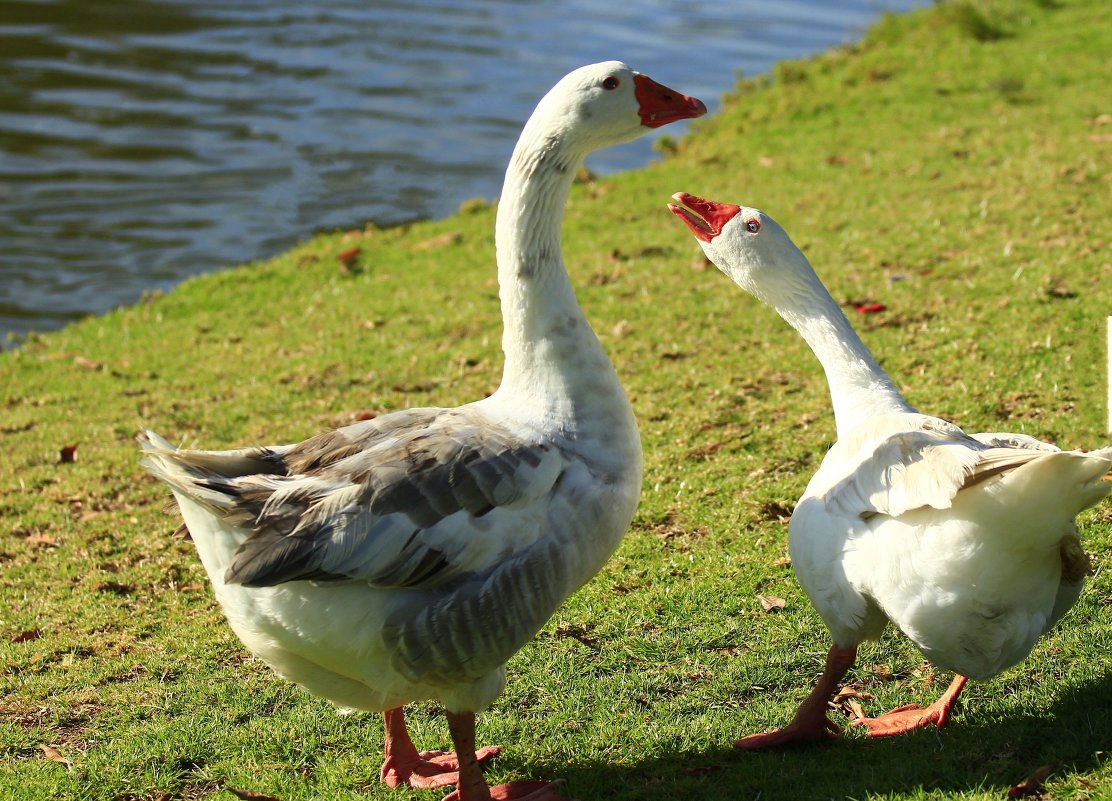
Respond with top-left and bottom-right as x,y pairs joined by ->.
669,192 -> 1110,746
139,63 -> 704,801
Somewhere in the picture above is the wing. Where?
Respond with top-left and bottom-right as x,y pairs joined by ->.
819,414 -> 1049,520
148,407 -> 569,589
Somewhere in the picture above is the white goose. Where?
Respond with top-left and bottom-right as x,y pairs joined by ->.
669,192 -> 1111,747
138,63 -> 704,801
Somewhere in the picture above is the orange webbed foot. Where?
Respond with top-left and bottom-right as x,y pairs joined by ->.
381,744 -> 502,788
734,715 -> 841,750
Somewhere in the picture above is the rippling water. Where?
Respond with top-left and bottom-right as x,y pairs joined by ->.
0,0 -> 923,341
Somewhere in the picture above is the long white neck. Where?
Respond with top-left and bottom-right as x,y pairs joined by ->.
775,278 -> 914,437
490,115 -> 638,456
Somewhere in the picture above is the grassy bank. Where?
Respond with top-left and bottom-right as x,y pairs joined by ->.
2,0 -> 1110,799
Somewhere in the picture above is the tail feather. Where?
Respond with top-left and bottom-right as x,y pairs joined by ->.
138,429 -> 286,516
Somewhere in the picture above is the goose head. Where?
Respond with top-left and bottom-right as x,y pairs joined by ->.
524,62 -> 706,158
668,191 -> 816,310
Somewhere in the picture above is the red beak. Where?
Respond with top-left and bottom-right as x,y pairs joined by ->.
633,74 -> 707,129
668,192 -> 742,243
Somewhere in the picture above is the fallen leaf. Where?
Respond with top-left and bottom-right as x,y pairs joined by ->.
38,744 -> 71,766
11,629 -> 43,643
758,594 -> 787,611
227,788 -> 283,801
772,556 -> 792,567
412,232 -> 462,251
844,698 -> 866,719
1009,764 -> 1054,798
25,533 -> 60,548
73,356 -> 103,371
832,686 -> 875,702
337,247 -> 361,273
855,303 -> 887,314
59,444 -> 78,463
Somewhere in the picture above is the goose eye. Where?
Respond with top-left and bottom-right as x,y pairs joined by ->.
602,76 -> 620,90
746,219 -> 761,233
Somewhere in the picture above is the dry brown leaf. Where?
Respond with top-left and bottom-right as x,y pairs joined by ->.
38,744 -> 71,766
59,444 -> 78,463
758,594 -> 787,611
1008,764 -> 1055,798
11,629 -> 43,643
844,698 -> 867,719
228,788 -> 283,801
412,231 -> 462,251
832,686 -> 875,702
73,356 -> 103,371
25,533 -> 60,548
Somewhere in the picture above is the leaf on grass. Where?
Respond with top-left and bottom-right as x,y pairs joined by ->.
1008,764 -> 1054,798
59,444 -> 78,463
832,686 -> 875,702
336,247 -> 361,273
872,664 -> 895,681
11,629 -> 43,643
228,788 -> 283,801
832,685 -> 874,719
73,356 -> 103,371
25,532 -> 60,548
758,594 -> 787,612
412,231 -> 462,251
38,744 -> 71,766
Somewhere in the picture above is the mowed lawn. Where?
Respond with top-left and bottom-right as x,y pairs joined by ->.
2,1 -> 1110,799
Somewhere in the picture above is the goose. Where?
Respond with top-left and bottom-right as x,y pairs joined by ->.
668,192 -> 1111,747
138,62 -> 704,801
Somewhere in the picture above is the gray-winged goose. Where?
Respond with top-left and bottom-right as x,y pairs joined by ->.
669,192 -> 1110,748
138,63 -> 705,801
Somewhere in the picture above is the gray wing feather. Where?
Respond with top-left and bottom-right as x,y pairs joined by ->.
176,408 -> 565,589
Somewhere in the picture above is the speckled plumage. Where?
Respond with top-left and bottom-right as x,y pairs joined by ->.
140,63 -> 704,801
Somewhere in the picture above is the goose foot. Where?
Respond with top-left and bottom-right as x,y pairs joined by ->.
852,675 -> 968,738
734,644 -> 857,751
734,716 -> 840,750
380,707 -> 501,789
442,711 -> 568,801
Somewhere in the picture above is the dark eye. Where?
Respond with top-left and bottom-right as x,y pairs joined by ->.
746,219 -> 761,233
602,76 -> 620,90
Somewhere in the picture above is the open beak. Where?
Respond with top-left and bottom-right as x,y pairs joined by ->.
668,192 -> 741,242
633,74 -> 707,129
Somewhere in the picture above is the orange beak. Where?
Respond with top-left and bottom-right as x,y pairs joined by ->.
633,74 -> 707,129
668,192 -> 742,243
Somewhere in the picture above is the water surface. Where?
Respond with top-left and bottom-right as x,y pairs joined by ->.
0,0 -> 924,341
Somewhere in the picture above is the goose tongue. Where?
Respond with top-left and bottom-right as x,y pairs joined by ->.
634,74 -> 707,128
668,192 -> 742,242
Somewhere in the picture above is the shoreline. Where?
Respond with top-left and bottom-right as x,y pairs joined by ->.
2,1 -> 1110,799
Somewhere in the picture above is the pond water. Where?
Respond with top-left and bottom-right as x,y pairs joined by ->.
0,0 -> 924,341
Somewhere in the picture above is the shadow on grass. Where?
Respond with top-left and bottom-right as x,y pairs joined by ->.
529,673 -> 1112,801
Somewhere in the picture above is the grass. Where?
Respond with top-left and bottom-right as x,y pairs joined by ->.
2,0 -> 1111,798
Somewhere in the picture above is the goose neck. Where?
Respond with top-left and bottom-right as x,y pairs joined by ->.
777,283 -> 913,436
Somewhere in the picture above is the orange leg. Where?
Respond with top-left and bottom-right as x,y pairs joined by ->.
379,707 -> 501,789
734,645 -> 857,750
441,711 -> 566,801
852,674 -> 968,737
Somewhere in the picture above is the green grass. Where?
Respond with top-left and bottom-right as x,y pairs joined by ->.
2,0 -> 1111,798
